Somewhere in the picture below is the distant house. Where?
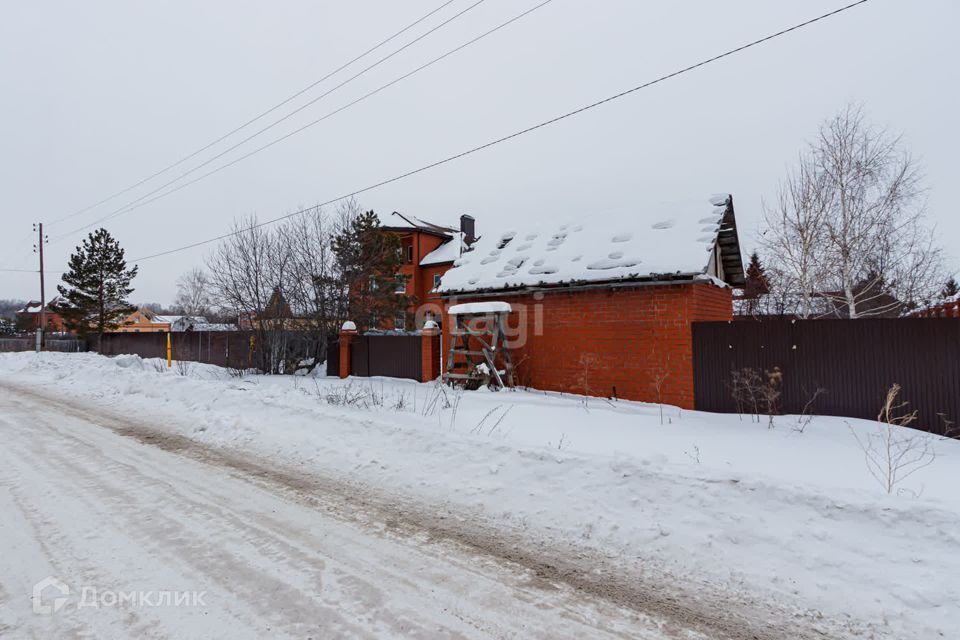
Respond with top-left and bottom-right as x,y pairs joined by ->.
166,316 -> 237,332
16,297 -> 69,333
117,308 -> 238,333
238,287 -> 314,331
380,212 -> 476,330
435,195 -> 745,409
115,308 -> 171,333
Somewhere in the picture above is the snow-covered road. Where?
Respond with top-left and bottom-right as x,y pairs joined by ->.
0,385 -> 696,639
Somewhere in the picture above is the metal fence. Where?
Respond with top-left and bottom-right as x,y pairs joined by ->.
96,332 -> 258,369
94,330 -> 330,373
326,336 -> 340,376
0,338 -> 33,352
0,337 -> 85,352
692,318 -> 960,434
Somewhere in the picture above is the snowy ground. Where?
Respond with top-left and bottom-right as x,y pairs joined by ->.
1,352 -> 958,639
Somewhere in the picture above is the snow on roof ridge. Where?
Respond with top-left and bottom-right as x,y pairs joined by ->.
448,301 -> 512,315
389,211 -> 458,234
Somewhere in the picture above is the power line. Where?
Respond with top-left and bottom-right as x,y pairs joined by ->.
57,0 -> 554,240
122,0 -> 870,263
46,0 -> 462,227
55,0 -> 494,240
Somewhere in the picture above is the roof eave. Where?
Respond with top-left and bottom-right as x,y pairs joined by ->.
439,272 -> 707,299
714,195 -> 746,287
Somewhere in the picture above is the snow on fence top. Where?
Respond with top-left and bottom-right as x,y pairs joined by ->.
447,302 -> 512,315
438,196 -> 735,294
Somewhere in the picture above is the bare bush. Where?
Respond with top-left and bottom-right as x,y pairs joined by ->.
793,386 -> 827,433
651,367 -> 669,425
175,358 -> 191,377
761,367 -> 782,428
729,368 -> 763,422
849,384 -> 937,494
730,367 -> 783,425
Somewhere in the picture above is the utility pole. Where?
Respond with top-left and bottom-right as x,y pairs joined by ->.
33,222 -> 47,352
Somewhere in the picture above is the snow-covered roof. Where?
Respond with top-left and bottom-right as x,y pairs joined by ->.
448,301 -> 512,315
17,297 -> 63,314
420,237 -> 463,266
384,212 -> 457,237
438,195 -> 744,294
188,323 -> 237,332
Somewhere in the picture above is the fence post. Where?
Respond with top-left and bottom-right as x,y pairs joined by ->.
339,321 -> 357,379
420,320 -> 440,382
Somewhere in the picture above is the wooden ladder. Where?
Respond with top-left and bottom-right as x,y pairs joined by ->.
443,311 -> 514,389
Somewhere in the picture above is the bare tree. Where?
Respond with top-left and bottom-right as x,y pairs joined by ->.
761,157 -> 831,318
173,267 -> 213,317
206,216 -> 293,372
275,205 -> 342,370
761,106 -> 945,317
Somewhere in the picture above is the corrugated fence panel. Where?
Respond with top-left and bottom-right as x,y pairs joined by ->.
326,337 -> 340,376
367,335 -> 422,381
693,318 -> 960,434
349,335 -> 422,381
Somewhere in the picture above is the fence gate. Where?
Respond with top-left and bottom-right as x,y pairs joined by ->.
349,334 -> 422,381
326,337 -> 340,376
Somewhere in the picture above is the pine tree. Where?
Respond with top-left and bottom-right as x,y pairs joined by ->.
743,252 -> 771,299
53,228 -> 138,344
941,276 -> 959,300
331,210 -> 413,330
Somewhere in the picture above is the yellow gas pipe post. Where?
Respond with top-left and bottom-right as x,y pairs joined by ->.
166,332 -> 172,368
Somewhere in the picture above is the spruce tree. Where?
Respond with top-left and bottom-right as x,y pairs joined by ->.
54,228 -> 138,344
331,210 -> 413,330
941,277 -> 959,300
743,252 -> 770,299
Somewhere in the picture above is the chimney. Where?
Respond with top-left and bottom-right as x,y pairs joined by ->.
460,214 -> 476,246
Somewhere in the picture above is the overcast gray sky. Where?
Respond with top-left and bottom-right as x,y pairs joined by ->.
1,0 -> 956,305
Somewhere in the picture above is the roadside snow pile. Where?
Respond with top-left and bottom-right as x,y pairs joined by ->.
2,352 -> 959,638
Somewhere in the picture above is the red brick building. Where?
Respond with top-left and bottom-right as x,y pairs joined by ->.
15,297 -> 70,333
909,296 -> 960,318
435,195 -> 745,409
382,212 -> 475,330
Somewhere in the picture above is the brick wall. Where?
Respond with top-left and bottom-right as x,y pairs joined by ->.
910,300 -> 960,318
441,282 -> 732,409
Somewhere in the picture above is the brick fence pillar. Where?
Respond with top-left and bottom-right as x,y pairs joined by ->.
420,321 -> 440,382
339,321 -> 357,379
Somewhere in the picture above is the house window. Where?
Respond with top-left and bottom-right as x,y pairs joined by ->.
394,276 -> 407,294
433,274 -> 442,289
407,245 -> 414,263
394,314 -> 406,331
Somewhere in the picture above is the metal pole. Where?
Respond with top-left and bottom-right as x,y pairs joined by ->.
39,223 -> 45,344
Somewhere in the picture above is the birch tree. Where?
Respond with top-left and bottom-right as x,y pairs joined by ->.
762,106 -> 944,317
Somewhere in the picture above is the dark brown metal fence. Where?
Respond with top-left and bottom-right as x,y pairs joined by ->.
326,336 -> 340,376
97,332 -> 257,369
692,318 -> 960,434
349,334 -> 423,381
0,337 -> 85,352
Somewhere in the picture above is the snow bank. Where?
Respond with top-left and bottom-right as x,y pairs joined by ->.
2,352 -> 958,638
